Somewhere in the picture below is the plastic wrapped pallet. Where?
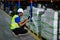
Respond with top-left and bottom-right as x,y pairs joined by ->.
31,7 -> 45,35
23,6 -> 45,35
41,8 -> 58,40
29,22 -> 35,32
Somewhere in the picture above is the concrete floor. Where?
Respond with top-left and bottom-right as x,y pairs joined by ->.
0,9 -> 35,40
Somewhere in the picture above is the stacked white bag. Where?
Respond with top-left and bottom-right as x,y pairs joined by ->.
31,7 -> 45,35
41,8 -> 58,40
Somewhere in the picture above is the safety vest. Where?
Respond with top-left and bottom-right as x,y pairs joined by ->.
10,15 -> 20,30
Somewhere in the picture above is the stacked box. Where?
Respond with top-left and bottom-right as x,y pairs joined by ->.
41,9 -> 58,40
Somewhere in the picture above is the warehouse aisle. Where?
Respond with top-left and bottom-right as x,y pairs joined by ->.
0,9 -> 35,40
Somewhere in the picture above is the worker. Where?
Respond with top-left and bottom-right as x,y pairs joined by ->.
10,8 -> 29,35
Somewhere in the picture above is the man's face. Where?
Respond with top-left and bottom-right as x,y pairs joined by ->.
18,12 -> 23,16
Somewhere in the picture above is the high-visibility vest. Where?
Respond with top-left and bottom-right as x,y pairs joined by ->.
10,15 -> 20,30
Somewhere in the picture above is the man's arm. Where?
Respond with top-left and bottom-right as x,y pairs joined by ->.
15,17 -> 29,27
18,19 -> 29,27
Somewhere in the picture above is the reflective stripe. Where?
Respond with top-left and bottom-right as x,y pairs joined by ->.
10,15 -> 20,30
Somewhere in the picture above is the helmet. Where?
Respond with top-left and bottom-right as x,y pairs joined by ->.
17,8 -> 23,13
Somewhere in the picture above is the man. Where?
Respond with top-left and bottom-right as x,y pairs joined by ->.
10,8 -> 29,35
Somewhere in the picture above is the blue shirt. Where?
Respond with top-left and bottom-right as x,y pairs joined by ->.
15,16 -> 21,23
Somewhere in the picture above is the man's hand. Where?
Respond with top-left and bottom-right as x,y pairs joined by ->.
18,17 -> 29,27
25,17 -> 29,21
25,19 -> 29,23
25,17 -> 29,23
